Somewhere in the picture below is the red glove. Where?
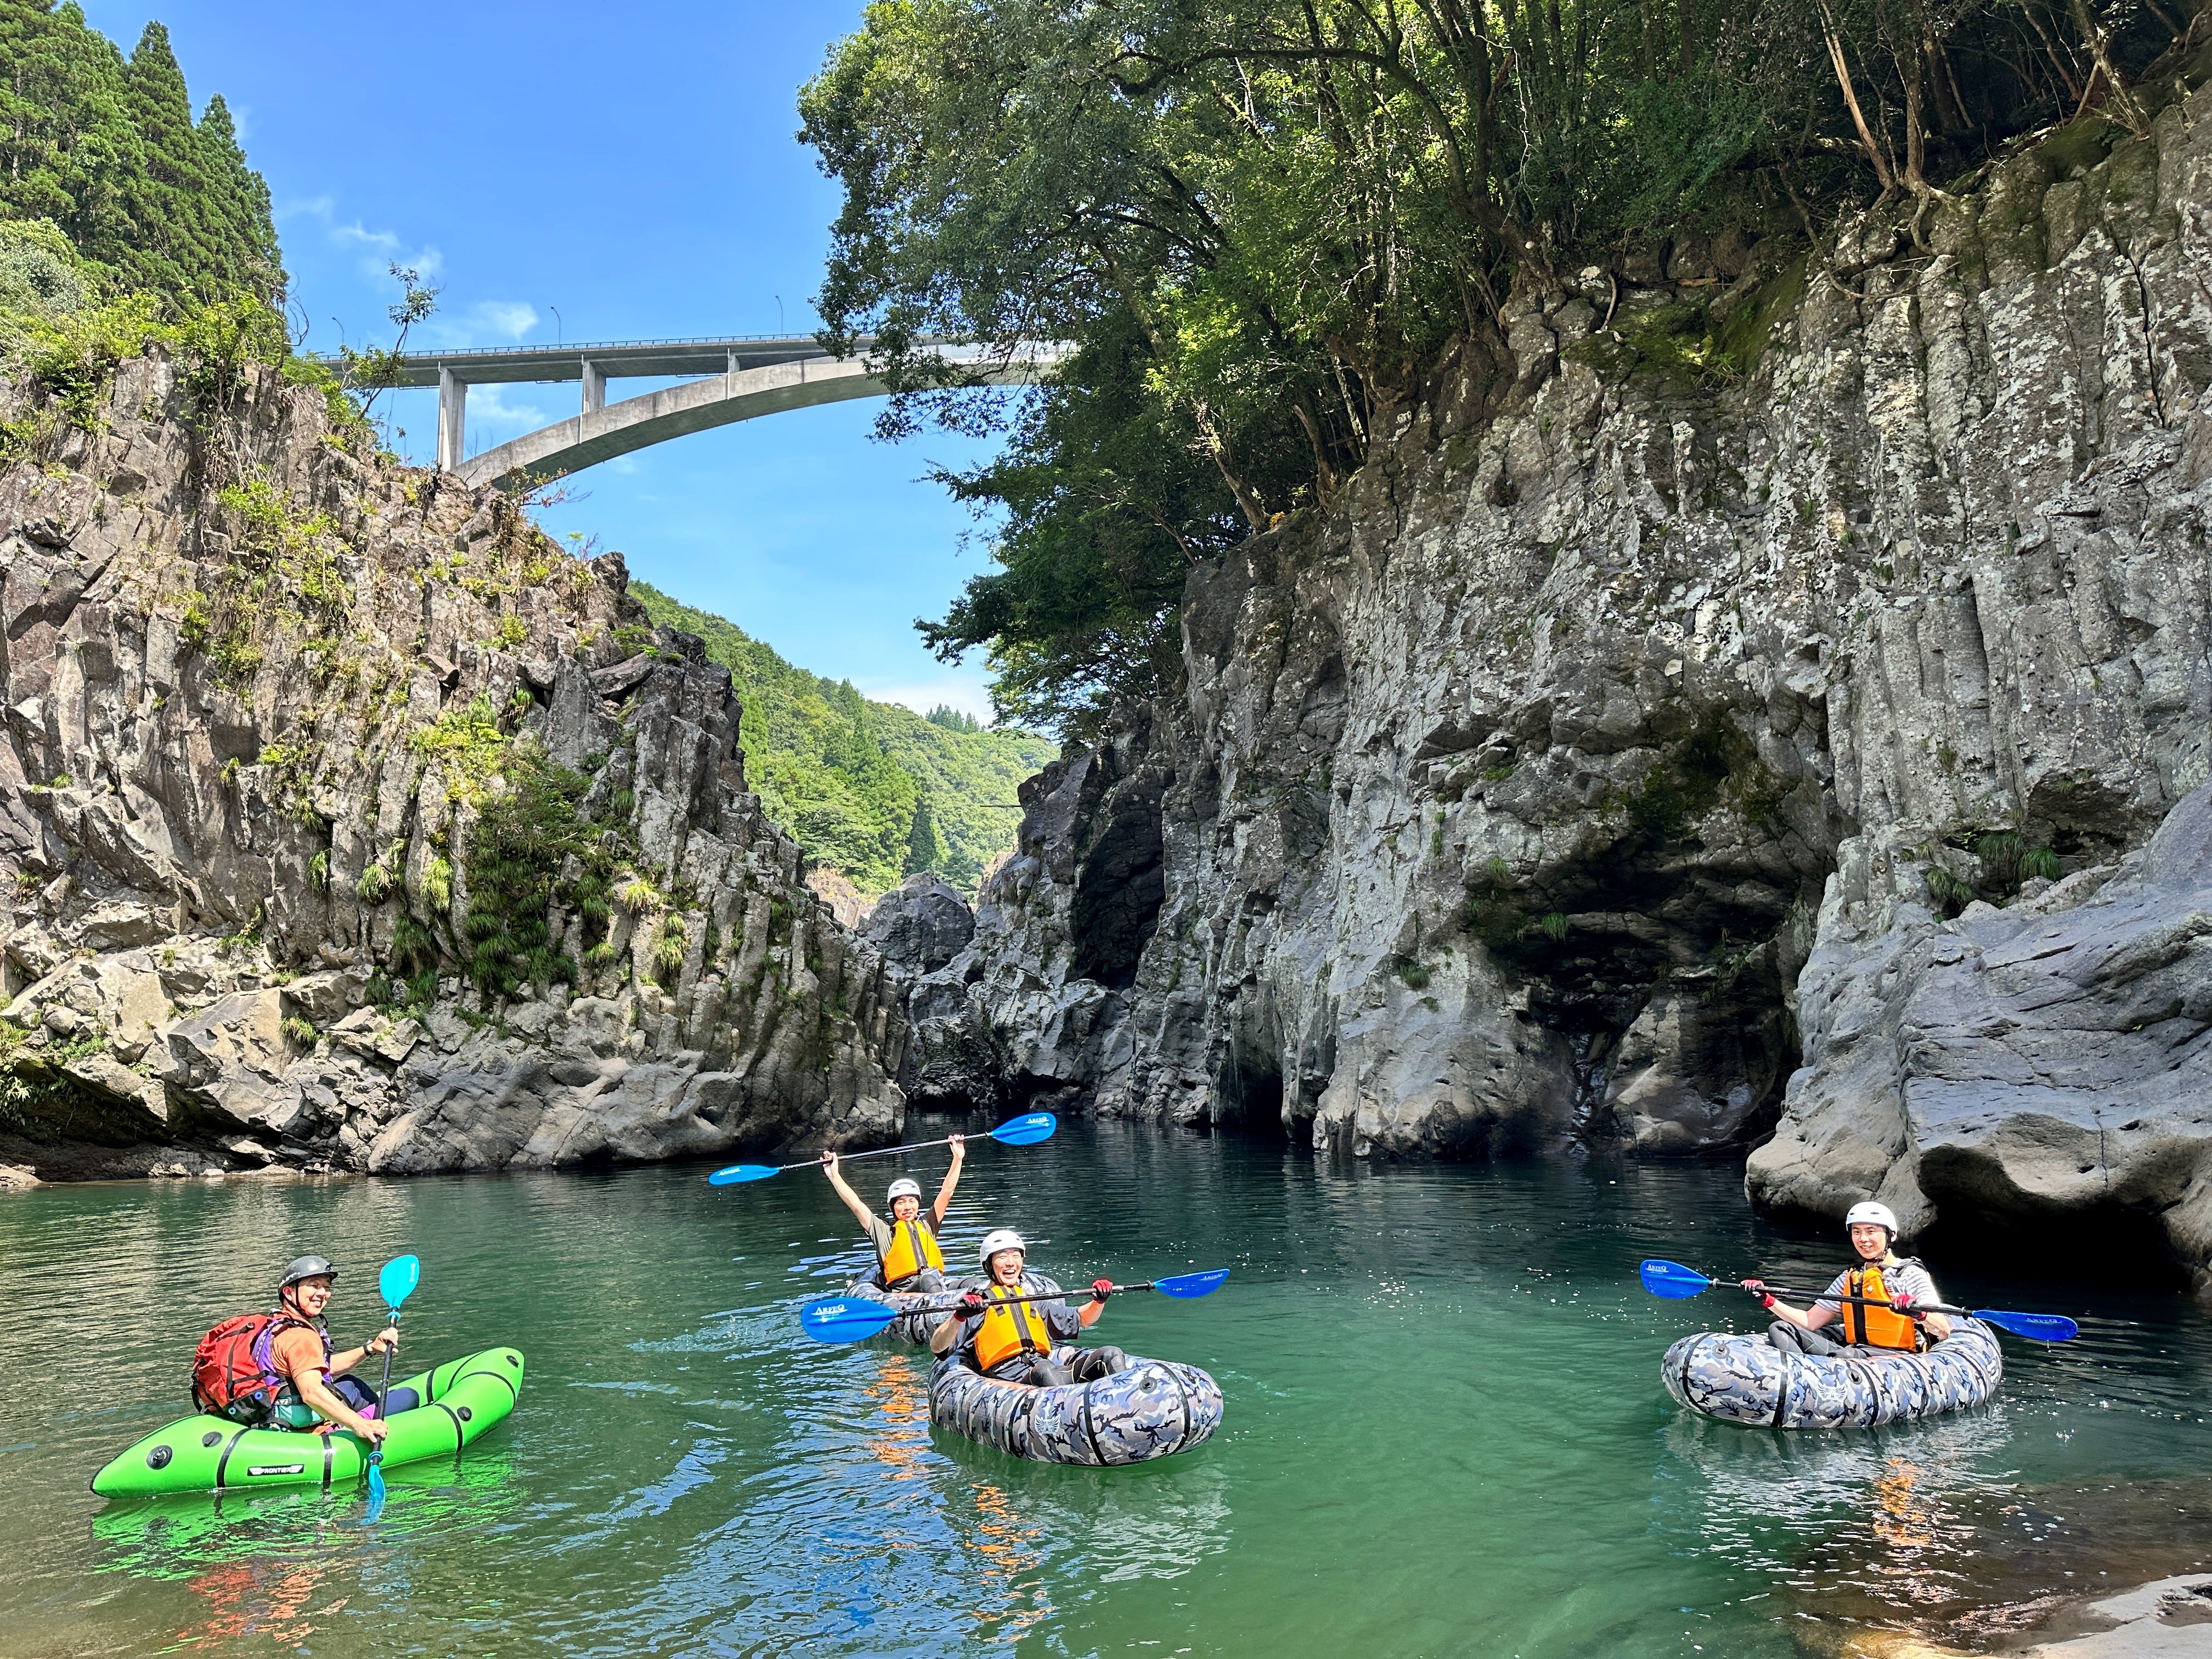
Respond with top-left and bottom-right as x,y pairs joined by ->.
957,1291 -> 986,1315
1891,1294 -> 1918,1315
1741,1278 -> 1776,1310
1090,1278 -> 1114,1303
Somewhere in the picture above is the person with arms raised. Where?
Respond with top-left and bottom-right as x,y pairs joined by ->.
821,1136 -> 964,1294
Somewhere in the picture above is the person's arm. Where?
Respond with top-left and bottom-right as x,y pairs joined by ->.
295,1368 -> 387,1441
1077,1278 -> 1111,1329
1741,1279 -> 1836,1331
1898,1268 -> 1953,1340
328,1326 -> 399,1374
931,1294 -> 984,1355
819,1150 -> 877,1231
931,1135 -> 966,1228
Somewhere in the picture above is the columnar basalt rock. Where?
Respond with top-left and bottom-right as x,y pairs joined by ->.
0,347 -> 906,1182
950,96 -> 2212,1276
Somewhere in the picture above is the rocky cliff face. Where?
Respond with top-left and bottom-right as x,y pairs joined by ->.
0,347 -> 906,1182
944,92 -> 2212,1281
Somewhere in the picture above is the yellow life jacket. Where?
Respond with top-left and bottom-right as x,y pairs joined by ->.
1842,1262 -> 1925,1351
972,1283 -> 1054,1373
877,1216 -> 944,1286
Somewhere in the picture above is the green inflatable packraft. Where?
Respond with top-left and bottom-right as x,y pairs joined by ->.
91,1346 -> 526,1498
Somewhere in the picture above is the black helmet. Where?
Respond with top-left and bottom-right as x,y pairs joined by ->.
279,1255 -> 337,1291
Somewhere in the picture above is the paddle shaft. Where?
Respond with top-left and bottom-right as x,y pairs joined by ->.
1749,1283 -> 1972,1319
901,1280 -> 1161,1317
766,1132 -> 971,1177
366,1305 -> 400,1467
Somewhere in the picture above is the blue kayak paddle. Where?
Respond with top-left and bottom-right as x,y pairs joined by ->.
707,1111 -> 1058,1186
1638,1257 -> 2079,1342
798,1268 -> 1232,1344
362,1254 -> 422,1523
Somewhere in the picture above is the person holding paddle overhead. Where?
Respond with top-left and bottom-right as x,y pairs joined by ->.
822,1136 -> 965,1293
1742,1203 -> 1954,1356
930,1229 -> 1131,1386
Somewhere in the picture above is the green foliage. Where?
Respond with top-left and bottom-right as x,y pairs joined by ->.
408,695 -> 511,805
0,10 -> 281,302
1394,957 -> 1432,990
279,1014 -> 317,1047
457,742 -> 627,1000
1539,911 -> 1572,941
630,582 -> 1053,895
804,0 -> 2180,730
0,217 -> 86,315
904,793 -> 950,877
926,704 -> 980,733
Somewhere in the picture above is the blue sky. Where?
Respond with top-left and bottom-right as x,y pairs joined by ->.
78,1 -> 1008,719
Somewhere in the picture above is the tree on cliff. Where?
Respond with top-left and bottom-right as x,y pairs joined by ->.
904,794 -> 950,877
0,5 -> 282,302
804,0 -> 2185,737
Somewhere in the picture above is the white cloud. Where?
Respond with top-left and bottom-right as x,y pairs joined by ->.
459,383 -> 555,448
275,195 -> 442,281
424,301 -> 539,348
857,673 -> 997,723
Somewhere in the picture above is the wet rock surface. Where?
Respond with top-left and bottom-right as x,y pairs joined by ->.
0,350 -> 906,1181
943,94 -> 2212,1271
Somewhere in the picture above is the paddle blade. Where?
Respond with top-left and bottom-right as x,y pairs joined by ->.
1152,1268 -> 1230,1299
988,1111 -> 1058,1147
707,1164 -> 781,1186
1639,1259 -> 1715,1300
1975,1308 -> 2080,1342
798,1296 -> 905,1344
377,1254 -> 421,1311
363,1457 -> 386,1522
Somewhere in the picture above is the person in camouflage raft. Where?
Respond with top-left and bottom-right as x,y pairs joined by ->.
1742,1201 -> 1956,1356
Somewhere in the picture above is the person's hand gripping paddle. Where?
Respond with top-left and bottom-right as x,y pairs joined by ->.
707,1111 -> 1058,1187
362,1254 -> 421,1522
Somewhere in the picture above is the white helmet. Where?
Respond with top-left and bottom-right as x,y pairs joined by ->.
978,1228 -> 1026,1265
886,1178 -> 922,1203
1845,1201 -> 1900,1237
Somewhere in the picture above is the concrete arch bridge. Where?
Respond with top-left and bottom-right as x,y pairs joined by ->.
326,335 -> 1062,491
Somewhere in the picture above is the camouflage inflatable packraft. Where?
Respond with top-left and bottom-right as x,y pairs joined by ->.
928,1350 -> 1224,1465
1662,1319 -> 2005,1429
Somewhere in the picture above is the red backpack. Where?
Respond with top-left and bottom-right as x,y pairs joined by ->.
191,1312 -> 304,1423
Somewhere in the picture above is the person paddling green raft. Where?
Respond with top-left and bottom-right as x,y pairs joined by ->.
821,1136 -> 966,1294
190,1255 -> 413,1440
930,1228 -> 1132,1386
1742,1201 -> 1955,1356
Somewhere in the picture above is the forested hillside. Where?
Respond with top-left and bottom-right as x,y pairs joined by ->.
0,3 -> 280,302
631,583 -> 1054,898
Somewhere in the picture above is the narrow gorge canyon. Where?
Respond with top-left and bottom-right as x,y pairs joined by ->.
5,84 -> 2211,1289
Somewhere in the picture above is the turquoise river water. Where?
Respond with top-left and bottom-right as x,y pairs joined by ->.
3,1118 -> 2210,1658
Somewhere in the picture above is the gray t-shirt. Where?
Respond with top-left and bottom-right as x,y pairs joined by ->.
1815,1259 -> 1940,1314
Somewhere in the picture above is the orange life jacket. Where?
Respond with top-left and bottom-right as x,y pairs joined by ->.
972,1283 -> 1054,1373
1841,1262 -> 1925,1351
877,1215 -> 945,1286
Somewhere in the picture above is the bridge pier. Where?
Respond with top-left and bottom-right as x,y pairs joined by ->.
580,359 -> 605,415
437,368 -> 467,472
